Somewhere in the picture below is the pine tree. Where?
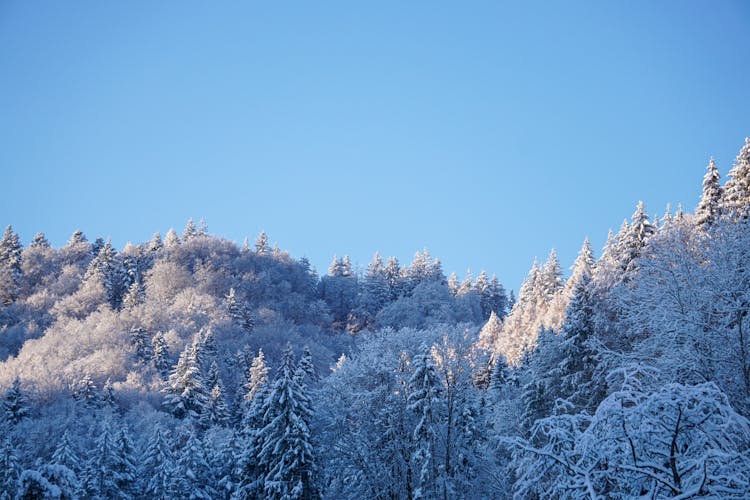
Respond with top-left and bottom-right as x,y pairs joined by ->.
0,437 -> 20,497
162,337 -> 210,420
141,427 -> 175,500
81,424 -> 120,498
720,137 -> 750,219
173,430 -> 215,499
244,349 -> 270,403
202,360 -> 230,428
489,354 -> 510,393
164,228 -> 180,247
101,378 -> 116,409
256,344 -> 316,500
30,232 -> 49,249
3,377 -> 30,424
477,311 -> 502,351
0,225 -> 22,305
147,232 -> 163,253
566,237 -> 595,296
696,157 -> 723,226
183,218 -> 197,242
407,347 -> 443,499
85,239 -> 127,309
52,431 -> 82,476
113,426 -> 137,498
226,288 -> 254,334
296,346 -> 317,385
255,231 -> 270,255
71,374 -> 99,408
557,274 -> 602,413
130,326 -> 153,363
447,272 -> 459,296
620,201 -> 655,275
123,280 -> 145,309
384,257 -> 404,300
487,275 -> 508,318
151,332 -> 171,378
457,269 -> 473,296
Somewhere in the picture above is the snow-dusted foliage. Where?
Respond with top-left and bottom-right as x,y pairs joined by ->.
4,139 -> 750,498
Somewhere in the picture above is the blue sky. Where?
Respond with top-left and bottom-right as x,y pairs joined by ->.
1,1 -> 749,291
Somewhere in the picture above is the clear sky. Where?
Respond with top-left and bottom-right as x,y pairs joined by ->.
1,1 -> 749,291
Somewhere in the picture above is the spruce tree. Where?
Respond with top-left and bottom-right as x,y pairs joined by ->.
696,157 -> 722,226
407,347 -> 443,499
141,427 -> 175,500
0,437 -> 20,498
202,360 -> 230,428
81,424 -> 120,498
0,225 -> 22,305
3,377 -> 30,424
30,231 -> 50,248
257,344 -> 316,500
52,430 -> 82,477
113,426 -> 137,498
255,231 -> 270,255
183,218 -> 197,242
720,137 -> 750,218
173,430 -> 215,499
151,332 -> 171,378
130,326 -> 153,364
164,228 -> 180,247
162,337 -> 210,420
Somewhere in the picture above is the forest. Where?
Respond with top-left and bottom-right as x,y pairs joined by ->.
2,139 -> 750,499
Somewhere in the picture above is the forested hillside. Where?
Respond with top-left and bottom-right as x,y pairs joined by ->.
2,140 -> 750,498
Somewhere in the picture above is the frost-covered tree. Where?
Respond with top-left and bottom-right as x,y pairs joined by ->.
720,137 -> 750,219
81,424 -> 122,498
225,287 -> 254,334
0,437 -> 20,497
0,225 -> 22,305
3,377 -> 29,425
162,337 -> 210,420
151,332 -> 171,378
164,228 -> 180,247
256,344 -> 316,500
407,346 -> 443,499
141,427 -> 175,500
202,360 -> 230,427
173,430 -> 216,499
52,431 -> 82,477
183,218 -> 198,242
696,157 -> 723,226
85,239 -> 127,309
255,230 -> 270,255
113,426 -> 137,498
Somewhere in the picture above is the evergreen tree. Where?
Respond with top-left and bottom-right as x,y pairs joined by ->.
183,218 -> 198,242
123,280 -> 145,309
384,257 -> 404,300
696,157 -> 722,226
0,437 -> 20,498
296,346 -> 317,385
141,427 -> 175,500
52,431 -> 82,476
447,272 -> 459,296
162,337 -> 210,420
101,378 -> 116,409
720,137 -> 750,218
85,240 -> 127,309
457,269 -> 473,296
164,228 -> 180,247
489,354 -> 510,393
3,377 -> 30,424
407,347 -> 443,499
257,344 -> 316,499
202,360 -> 230,427
91,237 -> 105,257
29,232 -> 49,249
151,332 -> 171,378
566,238 -> 595,298
81,424 -> 120,498
226,288 -> 254,334
113,426 -> 137,498
255,231 -> 270,255
130,326 -> 153,363
487,275 -> 508,318
147,232 -> 163,253
244,349 -> 270,404
0,225 -> 22,305
71,374 -> 99,408
173,430 -> 215,499
477,311 -> 503,351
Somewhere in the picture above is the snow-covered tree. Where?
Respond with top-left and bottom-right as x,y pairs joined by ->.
3,377 -> 30,424
256,344 -> 316,499
720,137 -> 750,219
173,430 -> 216,499
162,337 -> 210,420
0,225 -> 22,305
141,427 -> 176,500
696,157 -> 723,226
407,346 -> 443,499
